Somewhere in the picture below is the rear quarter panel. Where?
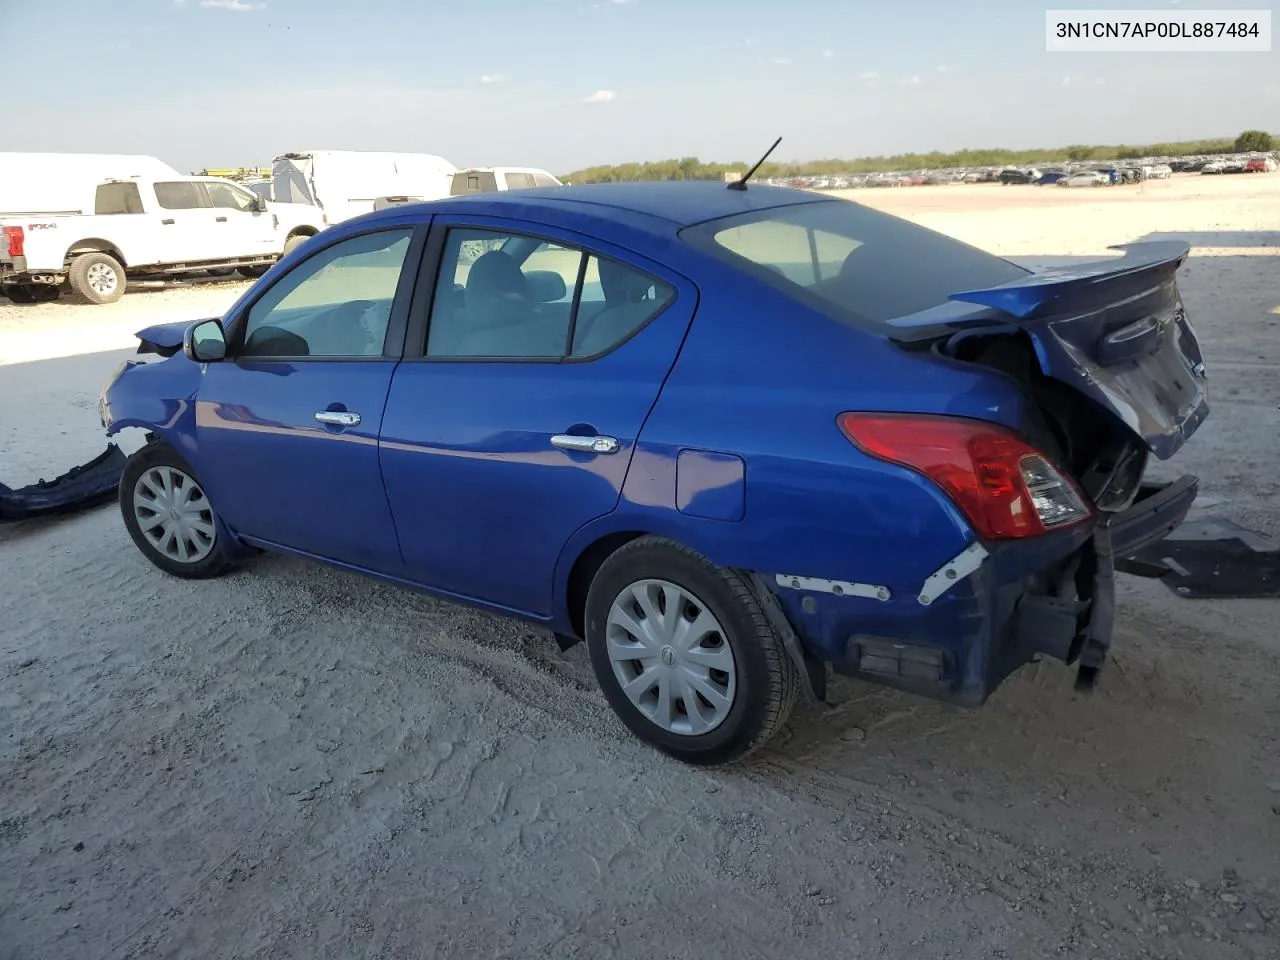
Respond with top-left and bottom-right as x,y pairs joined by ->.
557,253 -> 1031,605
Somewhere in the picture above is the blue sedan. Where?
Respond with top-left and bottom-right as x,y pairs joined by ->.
100,181 -> 1209,765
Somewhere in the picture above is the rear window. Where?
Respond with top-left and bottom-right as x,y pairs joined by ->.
680,199 -> 1028,327
450,171 -> 498,195
154,181 -> 206,210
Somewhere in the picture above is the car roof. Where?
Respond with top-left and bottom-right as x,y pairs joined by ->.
365,180 -> 832,231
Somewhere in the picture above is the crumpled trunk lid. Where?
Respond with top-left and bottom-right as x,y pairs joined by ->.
900,241 -> 1209,460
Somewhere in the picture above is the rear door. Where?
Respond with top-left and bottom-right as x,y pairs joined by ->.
151,180 -> 216,263
378,216 -> 697,616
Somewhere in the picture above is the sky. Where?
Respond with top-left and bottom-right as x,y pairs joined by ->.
2,0 -> 1276,173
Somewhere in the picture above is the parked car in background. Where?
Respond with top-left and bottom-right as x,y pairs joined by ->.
449,167 -> 563,195
100,181 -> 1208,764
271,150 -> 457,225
1245,157 -> 1277,172
1058,171 -> 1108,188
1,174 -> 325,304
999,168 -> 1040,185
1034,171 -> 1068,186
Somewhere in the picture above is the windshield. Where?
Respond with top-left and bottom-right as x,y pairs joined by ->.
681,199 -> 1029,328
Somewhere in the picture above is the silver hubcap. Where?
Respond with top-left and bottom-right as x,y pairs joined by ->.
132,466 -> 216,563
86,262 -> 118,296
606,579 -> 737,736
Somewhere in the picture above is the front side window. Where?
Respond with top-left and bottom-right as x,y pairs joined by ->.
206,182 -> 259,212
425,228 -> 674,359
240,229 -> 414,358
154,181 -> 206,210
681,199 -> 1029,326
503,172 -> 536,190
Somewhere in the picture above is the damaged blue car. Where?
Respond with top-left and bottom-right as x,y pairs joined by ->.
99,179 -> 1208,765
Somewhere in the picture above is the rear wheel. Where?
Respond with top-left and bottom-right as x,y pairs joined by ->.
68,251 -> 125,304
237,265 -> 269,279
120,442 -> 235,579
584,536 -> 799,765
283,233 -> 311,257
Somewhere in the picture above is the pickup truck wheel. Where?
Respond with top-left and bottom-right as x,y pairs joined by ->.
584,536 -> 799,766
68,251 -> 125,304
120,441 -> 236,580
283,234 -> 311,257
238,266 -> 269,279
3,283 -> 61,304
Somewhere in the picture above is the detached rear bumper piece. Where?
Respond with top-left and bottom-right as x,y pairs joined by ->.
0,444 -> 126,522
767,476 -> 1200,706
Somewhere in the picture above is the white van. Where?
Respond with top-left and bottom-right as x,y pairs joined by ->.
0,152 -> 184,216
271,150 -> 457,225
449,166 -> 562,195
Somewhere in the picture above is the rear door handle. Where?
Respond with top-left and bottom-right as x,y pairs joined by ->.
161,219 -> 175,225
215,216 -> 228,222
315,410 -> 361,427
551,434 -> 619,454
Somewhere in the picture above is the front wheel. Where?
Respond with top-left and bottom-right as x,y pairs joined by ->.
585,536 -> 799,765
120,442 -> 236,579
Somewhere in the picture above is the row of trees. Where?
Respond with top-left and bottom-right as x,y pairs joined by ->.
562,130 -> 1276,183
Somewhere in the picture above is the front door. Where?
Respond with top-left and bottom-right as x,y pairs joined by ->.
203,180 -> 277,258
192,224 -> 423,570
379,219 -> 697,616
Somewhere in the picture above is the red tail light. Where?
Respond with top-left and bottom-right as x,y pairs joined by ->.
3,226 -> 24,258
838,412 -> 1092,540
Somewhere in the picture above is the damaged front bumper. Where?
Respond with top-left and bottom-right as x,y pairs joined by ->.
0,444 -> 127,523
767,474 -> 1200,706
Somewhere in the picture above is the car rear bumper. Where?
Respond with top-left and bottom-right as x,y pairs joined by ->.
768,474 -> 1199,706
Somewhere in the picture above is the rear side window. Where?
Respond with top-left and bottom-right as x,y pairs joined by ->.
96,182 -> 144,215
532,173 -> 560,187
450,172 -> 498,195
681,199 -> 1029,327
154,181 -> 206,210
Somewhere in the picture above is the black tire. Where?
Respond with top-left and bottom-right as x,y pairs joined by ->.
584,536 -> 799,765
237,265 -> 269,279
206,267 -> 236,277
283,233 -> 311,257
119,441 -> 236,580
68,251 -> 125,304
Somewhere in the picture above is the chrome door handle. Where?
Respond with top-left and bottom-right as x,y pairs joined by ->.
216,216 -> 228,223
315,410 -> 361,427
551,434 -> 619,454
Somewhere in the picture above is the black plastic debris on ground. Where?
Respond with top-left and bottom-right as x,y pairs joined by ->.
1120,519 -> 1280,599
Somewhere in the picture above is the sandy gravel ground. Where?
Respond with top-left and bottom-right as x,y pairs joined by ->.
2,175 -> 1279,960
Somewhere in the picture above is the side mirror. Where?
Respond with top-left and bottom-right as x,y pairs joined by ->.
184,318 -> 227,362
253,194 -> 269,212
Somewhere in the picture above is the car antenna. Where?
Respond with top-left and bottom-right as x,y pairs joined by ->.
727,136 -> 782,191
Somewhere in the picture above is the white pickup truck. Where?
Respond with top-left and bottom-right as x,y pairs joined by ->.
0,174 -> 326,305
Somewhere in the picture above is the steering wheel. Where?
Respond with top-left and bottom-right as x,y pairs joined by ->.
308,299 -> 379,355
